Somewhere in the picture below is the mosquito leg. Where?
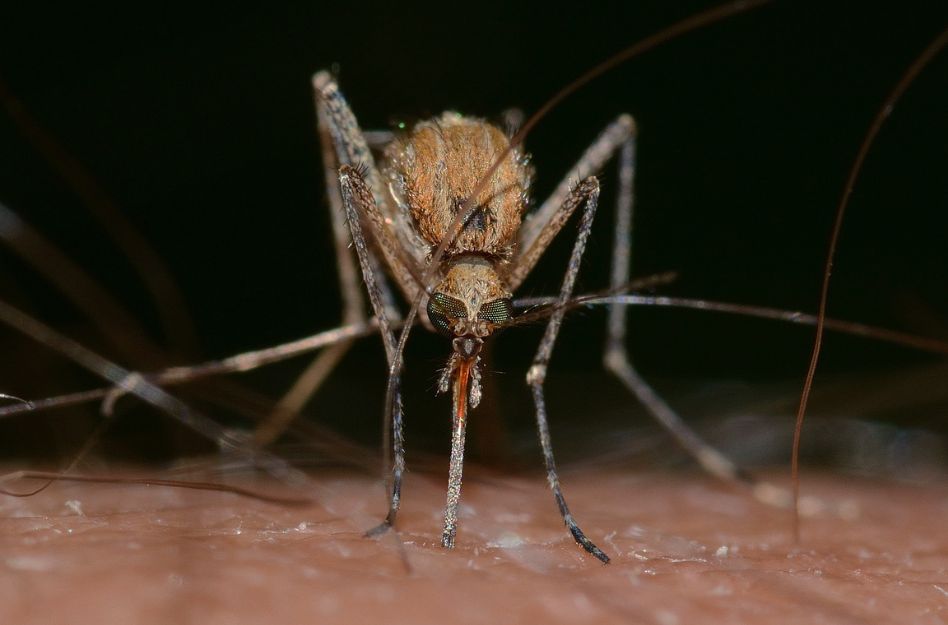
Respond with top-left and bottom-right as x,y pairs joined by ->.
252,84 -> 377,445
337,165 -> 408,536
601,125 -> 794,507
507,115 -> 635,290
602,126 -> 745,480
252,343 -> 351,446
526,178 -> 610,563
0,299 -> 311,488
314,74 -> 407,321
253,78 -> 406,445
363,127 -> 402,316
311,71 -> 425,302
327,123 -> 401,322
514,113 -> 776,496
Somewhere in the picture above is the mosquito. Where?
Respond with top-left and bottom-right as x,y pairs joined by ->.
301,4 -> 799,563
299,11 -> 948,561
1,2 -> 945,567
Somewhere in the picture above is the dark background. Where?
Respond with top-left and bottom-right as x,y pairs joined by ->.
0,2 -> 945,470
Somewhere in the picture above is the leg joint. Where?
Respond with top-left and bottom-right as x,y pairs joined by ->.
603,346 -> 630,375
614,113 -> 637,138
526,363 -> 547,386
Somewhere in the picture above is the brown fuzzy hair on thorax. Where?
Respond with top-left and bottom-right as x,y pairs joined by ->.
383,113 -> 532,259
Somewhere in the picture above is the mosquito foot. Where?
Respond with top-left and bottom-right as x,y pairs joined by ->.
569,525 -> 610,564
364,520 -> 393,538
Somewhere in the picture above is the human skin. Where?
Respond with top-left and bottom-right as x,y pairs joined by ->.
1,466 -> 945,625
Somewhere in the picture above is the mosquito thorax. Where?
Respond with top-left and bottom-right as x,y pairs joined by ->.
383,112 -> 533,258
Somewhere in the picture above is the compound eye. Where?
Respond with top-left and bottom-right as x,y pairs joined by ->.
426,293 -> 467,335
478,298 -> 513,326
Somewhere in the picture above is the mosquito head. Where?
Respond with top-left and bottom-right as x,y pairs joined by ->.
425,256 -> 514,348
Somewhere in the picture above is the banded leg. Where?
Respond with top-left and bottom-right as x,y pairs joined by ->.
525,177 -> 610,563
337,165 -> 409,535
